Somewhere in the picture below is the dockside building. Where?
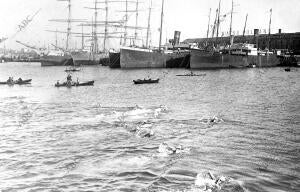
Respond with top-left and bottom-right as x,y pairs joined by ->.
184,30 -> 300,51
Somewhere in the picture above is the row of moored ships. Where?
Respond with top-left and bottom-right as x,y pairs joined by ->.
41,42 -> 299,69
40,0 -> 299,69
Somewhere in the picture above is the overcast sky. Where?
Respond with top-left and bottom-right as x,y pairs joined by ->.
1,0 -> 300,50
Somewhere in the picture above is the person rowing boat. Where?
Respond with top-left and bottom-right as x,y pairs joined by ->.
7,77 -> 14,84
66,74 -> 73,87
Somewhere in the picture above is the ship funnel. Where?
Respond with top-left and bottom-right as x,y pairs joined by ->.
173,31 -> 181,45
254,29 -> 259,36
278,29 -> 282,34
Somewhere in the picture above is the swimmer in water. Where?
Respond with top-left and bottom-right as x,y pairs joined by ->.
200,116 -> 223,125
195,172 -> 228,191
136,128 -> 154,138
158,143 -> 189,155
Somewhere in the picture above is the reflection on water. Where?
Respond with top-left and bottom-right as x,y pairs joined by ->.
0,63 -> 299,191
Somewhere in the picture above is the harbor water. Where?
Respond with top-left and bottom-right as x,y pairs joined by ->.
0,62 -> 299,192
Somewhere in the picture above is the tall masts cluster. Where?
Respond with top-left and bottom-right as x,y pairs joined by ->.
49,0 -> 86,50
207,0 -> 234,44
120,0 -> 141,46
48,0 -> 165,51
84,0 -> 141,51
205,1 -> 274,51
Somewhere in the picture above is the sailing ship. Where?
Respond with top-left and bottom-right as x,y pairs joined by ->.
42,0 -> 76,67
190,1 -> 280,69
40,51 -> 73,66
71,0 -> 125,66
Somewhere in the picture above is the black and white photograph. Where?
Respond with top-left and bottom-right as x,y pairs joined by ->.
0,0 -> 299,191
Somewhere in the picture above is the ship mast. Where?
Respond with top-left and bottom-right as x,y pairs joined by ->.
228,0 -> 234,51
49,1 -> 86,52
268,8 -> 272,50
242,13 -> 248,37
206,8 -> 211,39
123,0 -> 128,45
94,0 -> 98,53
229,0 -> 233,38
104,0 -> 108,51
146,0 -> 152,48
216,0 -> 221,42
211,9 -> 218,39
66,0 -> 71,50
158,0 -> 165,52
55,29 -> 58,50
134,0 -> 139,46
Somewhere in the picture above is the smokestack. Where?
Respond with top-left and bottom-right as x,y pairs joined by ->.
254,29 -> 259,36
253,29 -> 259,49
278,29 -> 282,34
173,31 -> 181,45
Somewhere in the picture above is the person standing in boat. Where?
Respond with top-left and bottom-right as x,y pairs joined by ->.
7,77 -> 13,84
67,74 -> 72,82
66,74 -> 73,87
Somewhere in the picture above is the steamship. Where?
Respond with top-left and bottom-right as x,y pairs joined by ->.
120,31 -> 190,68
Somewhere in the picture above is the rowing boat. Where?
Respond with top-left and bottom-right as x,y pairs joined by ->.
55,80 -> 94,87
0,79 -> 32,85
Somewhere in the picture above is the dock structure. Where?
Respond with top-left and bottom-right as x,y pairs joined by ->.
184,30 -> 300,51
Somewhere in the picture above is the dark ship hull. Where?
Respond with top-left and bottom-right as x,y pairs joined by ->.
166,52 -> 190,68
120,47 -> 190,68
108,52 -> 121,68
190,49 -> 280,69
40,55 -> 73,66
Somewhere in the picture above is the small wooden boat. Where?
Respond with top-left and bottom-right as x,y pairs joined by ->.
176,72 -> 206,77
133,78 -> 159,84
75,80 -> 94,86
16,79 -> 32,84
55,80 -> 94,87
284,68 -> 291,72
0,79 -> 32,85
54,82 -> 72,87
65,67 -> 81,72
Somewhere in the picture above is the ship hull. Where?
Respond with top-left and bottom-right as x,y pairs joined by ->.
71,52 -> 109,66
166,51 -> 190,68
120,47 -> 166,68
277,55 -> 300,67
190,49 -> 280,69
256,54 -> 280,67
120,47 -> 190,68
40,55 -> 73,66
108,52 -> 121,68
71,51 -> 97,66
